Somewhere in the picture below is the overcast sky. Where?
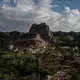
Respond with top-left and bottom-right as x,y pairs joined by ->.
0,0 -> 80,32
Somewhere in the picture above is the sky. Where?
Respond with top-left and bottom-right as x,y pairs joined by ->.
0,0 -> 80,32
53,0 -> 80,12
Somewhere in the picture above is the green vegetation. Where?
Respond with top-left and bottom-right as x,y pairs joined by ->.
0,48 -> 61,80
0,46 -> 80,80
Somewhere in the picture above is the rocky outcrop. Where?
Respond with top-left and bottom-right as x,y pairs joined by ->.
11,33 -> 48,53
29,23 -> 56,43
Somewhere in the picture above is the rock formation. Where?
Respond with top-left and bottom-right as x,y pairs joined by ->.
29,23 -> 56,43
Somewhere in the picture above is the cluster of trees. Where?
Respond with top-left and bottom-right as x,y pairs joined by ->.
0,31 -> 28,40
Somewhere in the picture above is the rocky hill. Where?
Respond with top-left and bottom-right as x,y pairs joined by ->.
29,23 -> 56,43
0,23 -> 80,51
0,23 -> 56,52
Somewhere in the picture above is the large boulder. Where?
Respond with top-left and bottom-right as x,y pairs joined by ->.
29,23 -> 56,43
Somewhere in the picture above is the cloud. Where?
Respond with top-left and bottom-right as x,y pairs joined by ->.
53,5 -> 60,7
0,0 -> 80,32
58,7 -> 80,32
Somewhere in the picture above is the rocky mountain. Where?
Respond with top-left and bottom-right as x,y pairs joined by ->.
29,23 -> 56,43
0,23 -> 57,52
0,23 -> 80,51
